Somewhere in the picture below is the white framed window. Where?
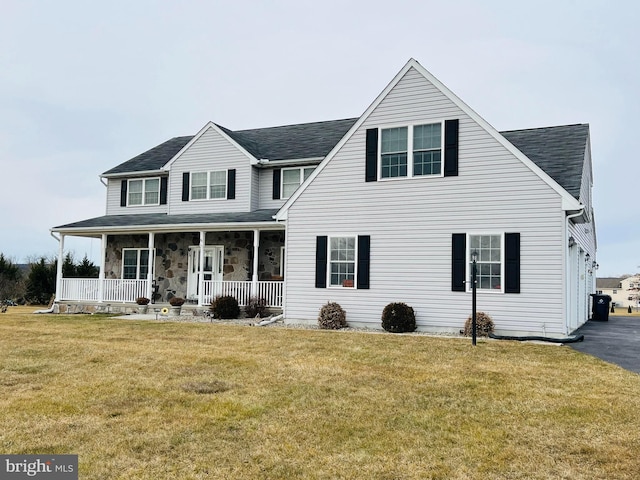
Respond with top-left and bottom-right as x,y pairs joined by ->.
329,236 -> 356,287
191,170 -> 227,200
380,122 -> 443,179
281,167 -> 315,199
468,234 -> 503,291
128,178 -> 160,206
122,248 -> 150,280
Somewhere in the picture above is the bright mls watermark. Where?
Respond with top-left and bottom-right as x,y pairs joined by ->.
1,455 -> 77,479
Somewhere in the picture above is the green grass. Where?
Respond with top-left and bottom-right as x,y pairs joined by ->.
1,306 -> 640,479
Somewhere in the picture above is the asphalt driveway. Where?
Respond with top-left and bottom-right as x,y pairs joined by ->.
569,315 -> 640,375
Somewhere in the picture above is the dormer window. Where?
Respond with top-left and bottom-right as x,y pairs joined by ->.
128,178 -> 160,206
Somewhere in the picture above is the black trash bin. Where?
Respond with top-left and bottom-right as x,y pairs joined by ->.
590,294 -> 612,321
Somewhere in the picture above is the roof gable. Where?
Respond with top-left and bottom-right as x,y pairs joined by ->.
103,119 -> 358,176
276,58 -> 583,220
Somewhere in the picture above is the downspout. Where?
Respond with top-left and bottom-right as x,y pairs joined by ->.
565,208 -> 584,334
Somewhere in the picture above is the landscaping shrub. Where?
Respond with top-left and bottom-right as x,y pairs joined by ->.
169,297 -> 185,307
463,311 -> 494,337
381,302 -> 416,333
210,295 -> 241,319
245,297 -> 267,318
318,302 -> 347,330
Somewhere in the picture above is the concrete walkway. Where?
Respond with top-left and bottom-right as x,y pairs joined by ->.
569,315 -> 640,375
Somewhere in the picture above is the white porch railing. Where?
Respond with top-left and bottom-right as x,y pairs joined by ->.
201,280 -> 283,307
58,279 -> 284,307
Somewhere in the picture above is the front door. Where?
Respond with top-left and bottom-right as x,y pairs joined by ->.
187,246 -> 223,300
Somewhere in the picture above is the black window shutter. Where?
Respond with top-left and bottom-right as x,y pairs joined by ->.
182,172 -> 190,201
120,180 -> 127,207
444,119 -> 459,177
504,233 -> 521,293
160,177 -> 168,205
272,168 -> 281,200
315,236 -> 328,288
365,128 -> 378,182
227,169 -> 236,199
357,235 -> 370,289
452,233 -> 466,292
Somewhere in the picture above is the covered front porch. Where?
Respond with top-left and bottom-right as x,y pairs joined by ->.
51,211 -> 286,309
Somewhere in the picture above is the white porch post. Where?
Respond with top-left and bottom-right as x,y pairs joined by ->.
198,231 -> 205,306
147,232 -> 155,301
252,229 -> 260,298
98,233 -> 106,303
55,234 -> 65,301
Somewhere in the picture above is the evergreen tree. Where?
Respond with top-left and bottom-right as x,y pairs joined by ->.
26,257 -> 57,305
0,253 -> 22,300
75,255 -> 99,278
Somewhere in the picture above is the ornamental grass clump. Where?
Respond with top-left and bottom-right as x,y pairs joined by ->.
463,311 -> 494,337
245,297 -> 267,318
317,302 -> 347,330
381,302 -> 416,333
210,295 -> 241,319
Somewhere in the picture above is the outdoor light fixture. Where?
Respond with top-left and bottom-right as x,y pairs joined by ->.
585,253 -> 591,263
471,250 -> 478,346
568,236 -> 576,247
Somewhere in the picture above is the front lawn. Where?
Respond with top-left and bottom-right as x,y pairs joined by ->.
1,307 -> 639,479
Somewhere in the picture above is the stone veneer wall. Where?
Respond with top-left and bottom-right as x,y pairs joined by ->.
258,231 -> 285,280
105,230 -> 284,301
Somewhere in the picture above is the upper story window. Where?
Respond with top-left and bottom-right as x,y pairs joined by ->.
128,178 -> 160,206
468,234 -> 502,291
191,170 -> 227,200
380,122 -> 442,179
282,167 -> 315,199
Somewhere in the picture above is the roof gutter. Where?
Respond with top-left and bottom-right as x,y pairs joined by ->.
51,220 -> 285,236
100,169 -> 167,179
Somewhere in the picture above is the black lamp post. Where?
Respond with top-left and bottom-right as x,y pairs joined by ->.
471,250 -> 478,346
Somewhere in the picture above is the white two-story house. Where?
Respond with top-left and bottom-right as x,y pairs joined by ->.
52,58 -> 597,336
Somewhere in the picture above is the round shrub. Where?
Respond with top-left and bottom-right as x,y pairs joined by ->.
381,302 -> 416,333
318,302 -> 347,330
463,311 -> 494,337
210,295 -> 241,319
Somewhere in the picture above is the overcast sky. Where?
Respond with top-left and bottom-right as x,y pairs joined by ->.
1,0 -> 638,276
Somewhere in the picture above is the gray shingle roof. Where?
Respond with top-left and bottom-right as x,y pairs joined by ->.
219,118 -> 358,161
500,124 -> 589,200
53,210 -> 279,231
103,136 -> 193,175
103,118 -> 358,176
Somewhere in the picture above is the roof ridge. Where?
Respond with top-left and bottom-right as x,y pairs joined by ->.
500,123 -> 588,134
232,117 -> 359,134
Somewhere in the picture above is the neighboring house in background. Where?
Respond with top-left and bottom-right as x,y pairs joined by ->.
51,58 -> 597,336
597,275 -> 640,309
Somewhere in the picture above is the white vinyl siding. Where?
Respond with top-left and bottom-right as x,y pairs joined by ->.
284,66 -> 569,337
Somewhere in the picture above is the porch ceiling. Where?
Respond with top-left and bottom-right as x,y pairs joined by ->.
52,209 -> 282,235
